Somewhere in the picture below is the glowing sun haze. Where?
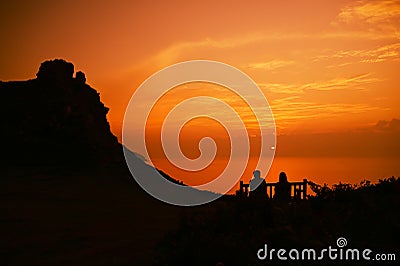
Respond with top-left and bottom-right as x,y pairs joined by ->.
1,0 -> 399,188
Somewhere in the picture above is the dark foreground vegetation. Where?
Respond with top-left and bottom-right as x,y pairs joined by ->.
152,177 -> 400,265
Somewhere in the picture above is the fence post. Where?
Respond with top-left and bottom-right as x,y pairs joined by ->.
303,179 -> 307,199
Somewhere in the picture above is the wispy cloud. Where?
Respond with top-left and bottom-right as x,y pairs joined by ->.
301,73 -> 381,91
336,0 -> 400,25
260,73 -> 380,94
332,0 -> 400,36
314,42 -> 400,65
245,60 -> 295,71
260,83 -> 302,94
151,34 -> 267,66
270,96 -> 382,130
359,42 -> 400,63
134,29 -> 398,69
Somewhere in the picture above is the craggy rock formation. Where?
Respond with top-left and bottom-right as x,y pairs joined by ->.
0,59 -> 121,168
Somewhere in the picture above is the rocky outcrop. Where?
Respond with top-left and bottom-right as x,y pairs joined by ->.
0,59 -> 122,168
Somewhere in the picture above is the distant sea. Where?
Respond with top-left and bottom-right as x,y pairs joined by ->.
266,156 -> 400,185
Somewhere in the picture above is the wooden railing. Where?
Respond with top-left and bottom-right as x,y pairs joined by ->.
235,181 -> 250,197
265,179 -> 308,200
236,179 -> 308,200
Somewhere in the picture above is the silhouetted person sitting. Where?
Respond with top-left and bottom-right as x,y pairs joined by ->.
250,170 -> 266,199
274,172 -> 291,202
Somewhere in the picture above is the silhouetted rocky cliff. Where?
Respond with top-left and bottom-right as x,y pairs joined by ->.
0,59 -> 122,168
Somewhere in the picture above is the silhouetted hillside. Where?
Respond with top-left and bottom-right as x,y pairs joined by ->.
0,59 -> 121,168
0,59 -> 183,265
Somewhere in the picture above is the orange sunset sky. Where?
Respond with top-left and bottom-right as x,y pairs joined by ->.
1,0 -> 399,188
